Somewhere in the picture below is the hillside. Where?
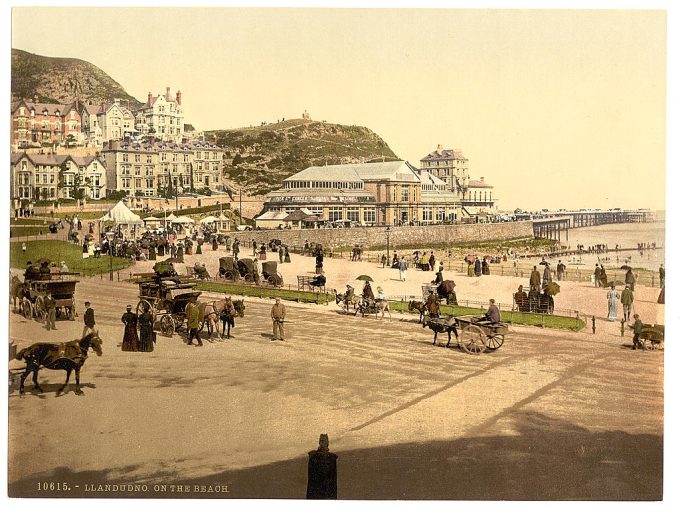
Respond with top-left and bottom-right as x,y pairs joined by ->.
11,48 -> 142,107
207,119 -> 400,196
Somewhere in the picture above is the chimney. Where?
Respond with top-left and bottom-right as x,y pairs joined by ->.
148,91 -> 152,104
480,177 -> 485,182
33,94 -> 39,104
437,144 -> 443,151
166,86 -> 171,100
176,90 -> 182,105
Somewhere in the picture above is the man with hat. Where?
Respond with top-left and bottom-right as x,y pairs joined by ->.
629,314 -> 643,350
271,298 -> 286,341
82,301 -> 97,338
44,292 -> 57,331
621,284 -> 634,322
482,299 -> 501,323
186,300 -> 203,346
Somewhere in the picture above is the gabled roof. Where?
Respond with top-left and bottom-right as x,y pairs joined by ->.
284,209 -> 320,222
255,211 -> 289,221
11,152 -> 69,167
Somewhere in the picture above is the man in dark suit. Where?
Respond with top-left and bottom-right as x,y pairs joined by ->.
82,301 -> 97,338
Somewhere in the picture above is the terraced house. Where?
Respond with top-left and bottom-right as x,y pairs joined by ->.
10,98 -> 82,150
260,161 -> 461,227
100,139 -> 225,199
135,87 -> 184,143
10,152 -> 106,202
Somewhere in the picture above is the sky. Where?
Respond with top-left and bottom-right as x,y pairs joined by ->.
10,7 -> 667,211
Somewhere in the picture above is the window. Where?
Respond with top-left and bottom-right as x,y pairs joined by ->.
363,209 -> 376,223
134,154 -> 140,162
328,207 -> 343,222
401,185 -> 409,202
122,153 -> 129,162
135,166 -> 141,176
422,208 -> 433,222
346,208 -> 359,222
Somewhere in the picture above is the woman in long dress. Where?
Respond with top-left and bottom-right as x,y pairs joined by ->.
121,305 -> 139,351
138,305 -> 155,352
606,285 -> 620,321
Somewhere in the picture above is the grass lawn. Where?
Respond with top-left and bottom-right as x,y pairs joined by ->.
10,241 -> 132,277
195,280 -> 335,304
10,226 -> 51,237
389,301 -> 586,331
10,218 -> 55,226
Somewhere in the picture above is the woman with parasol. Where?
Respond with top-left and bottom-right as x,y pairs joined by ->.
357,275 -> 375,303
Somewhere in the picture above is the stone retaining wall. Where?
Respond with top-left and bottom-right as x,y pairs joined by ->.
227,221 -> 534,249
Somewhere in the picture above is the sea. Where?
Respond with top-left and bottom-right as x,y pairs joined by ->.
555,219 -> 665,272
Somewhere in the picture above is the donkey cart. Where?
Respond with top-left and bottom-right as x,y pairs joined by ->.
455,315 -> 509,354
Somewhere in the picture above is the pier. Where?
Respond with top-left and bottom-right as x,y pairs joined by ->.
531,209 -> 655,240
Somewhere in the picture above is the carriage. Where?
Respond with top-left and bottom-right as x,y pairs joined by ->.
21,274 -> 79,322
135,260 -> 202,337
262,261 -> 284,286
218,256 -> 239,280
638,323 -> 664,350
237,258 -> 259,283
423,314 -> 509,354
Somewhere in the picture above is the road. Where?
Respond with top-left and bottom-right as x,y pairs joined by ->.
8,277 -> 663,499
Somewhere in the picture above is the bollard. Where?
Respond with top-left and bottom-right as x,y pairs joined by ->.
620,319 -> 625,337
591,316 -> 596,334
306,434 -> 338,499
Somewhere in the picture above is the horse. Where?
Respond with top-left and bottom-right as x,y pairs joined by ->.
422,314 -> 459,347
408,300 -> 427,323
15,333 -> 103,396
10,274 -> 26,312
333,290 -> 361,313
196,298 -> 246,339
436,280 -> 457,304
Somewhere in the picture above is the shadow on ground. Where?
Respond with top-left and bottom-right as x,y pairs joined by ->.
9,411 -> 662,500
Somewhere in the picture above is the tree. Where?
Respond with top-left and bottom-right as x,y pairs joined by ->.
232,154 -> 243,166
65,134 -> 76,148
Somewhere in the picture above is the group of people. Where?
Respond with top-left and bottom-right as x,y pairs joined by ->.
121,304 -> 155,352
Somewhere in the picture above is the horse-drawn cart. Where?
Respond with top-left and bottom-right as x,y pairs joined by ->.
21,274 -> 79,322
262,261 -> 283,286
135,261 -> 202,337
422,314 -> 509,354
455,315 -> 509,354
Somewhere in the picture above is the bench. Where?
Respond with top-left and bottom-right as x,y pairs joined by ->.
298,275 -> 326,293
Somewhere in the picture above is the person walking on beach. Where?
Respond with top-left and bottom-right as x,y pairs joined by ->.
474,257 -> 482,277
138,304 -> 155,352
600,266 -> 608,288
186,301 -> 203,346
428,252 -> 436,272
542,263 -> 552,288
530,266 -> 541,293
82,301 -> 97,338
44,292 -> 56,331
621,284 -> 634,322
606,284 -> 620,321
121,305 -> 139,352
381,254 -> 387,268
625,267 -> 636,291
398,256 -> 408,281
556,260 -> 564,281
271,298 -> 286,341
594,264 -> 601,287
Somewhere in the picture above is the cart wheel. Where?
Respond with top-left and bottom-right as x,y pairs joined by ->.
225,271 -> 235,280
244,273 -> 254,282
21,299 -> 32,319
160,314 -> 175,337
136,299 -> 155,318
35,296 -> 46,322
460,325 -> 487,355
486,334 -> 505,352
267,276 -> 277,286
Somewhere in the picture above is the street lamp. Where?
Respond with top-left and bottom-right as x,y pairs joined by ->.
385,225 -> 391,265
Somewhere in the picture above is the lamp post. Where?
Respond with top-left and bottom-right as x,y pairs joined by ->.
239,188 -> 243,226
385,225 -> 391,264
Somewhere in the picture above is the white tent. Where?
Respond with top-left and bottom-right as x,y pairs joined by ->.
199,215 -> 218,224
173,215 -> 195,224
165,213 -> 177,221
99,201 -> 143,224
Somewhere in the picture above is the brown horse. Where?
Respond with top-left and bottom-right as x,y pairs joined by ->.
195,298 -> 246,338
15,333 -> 103,396
333,290 -> 361,313
10,274 -> 26,312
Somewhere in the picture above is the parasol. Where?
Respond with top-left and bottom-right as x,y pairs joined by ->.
465,254 -> 476,263
484,255 -> 493,261
620,265 -> 632,270
543,282 -> 561,296
356,275 -> 374,282
539,260 -> 550,266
